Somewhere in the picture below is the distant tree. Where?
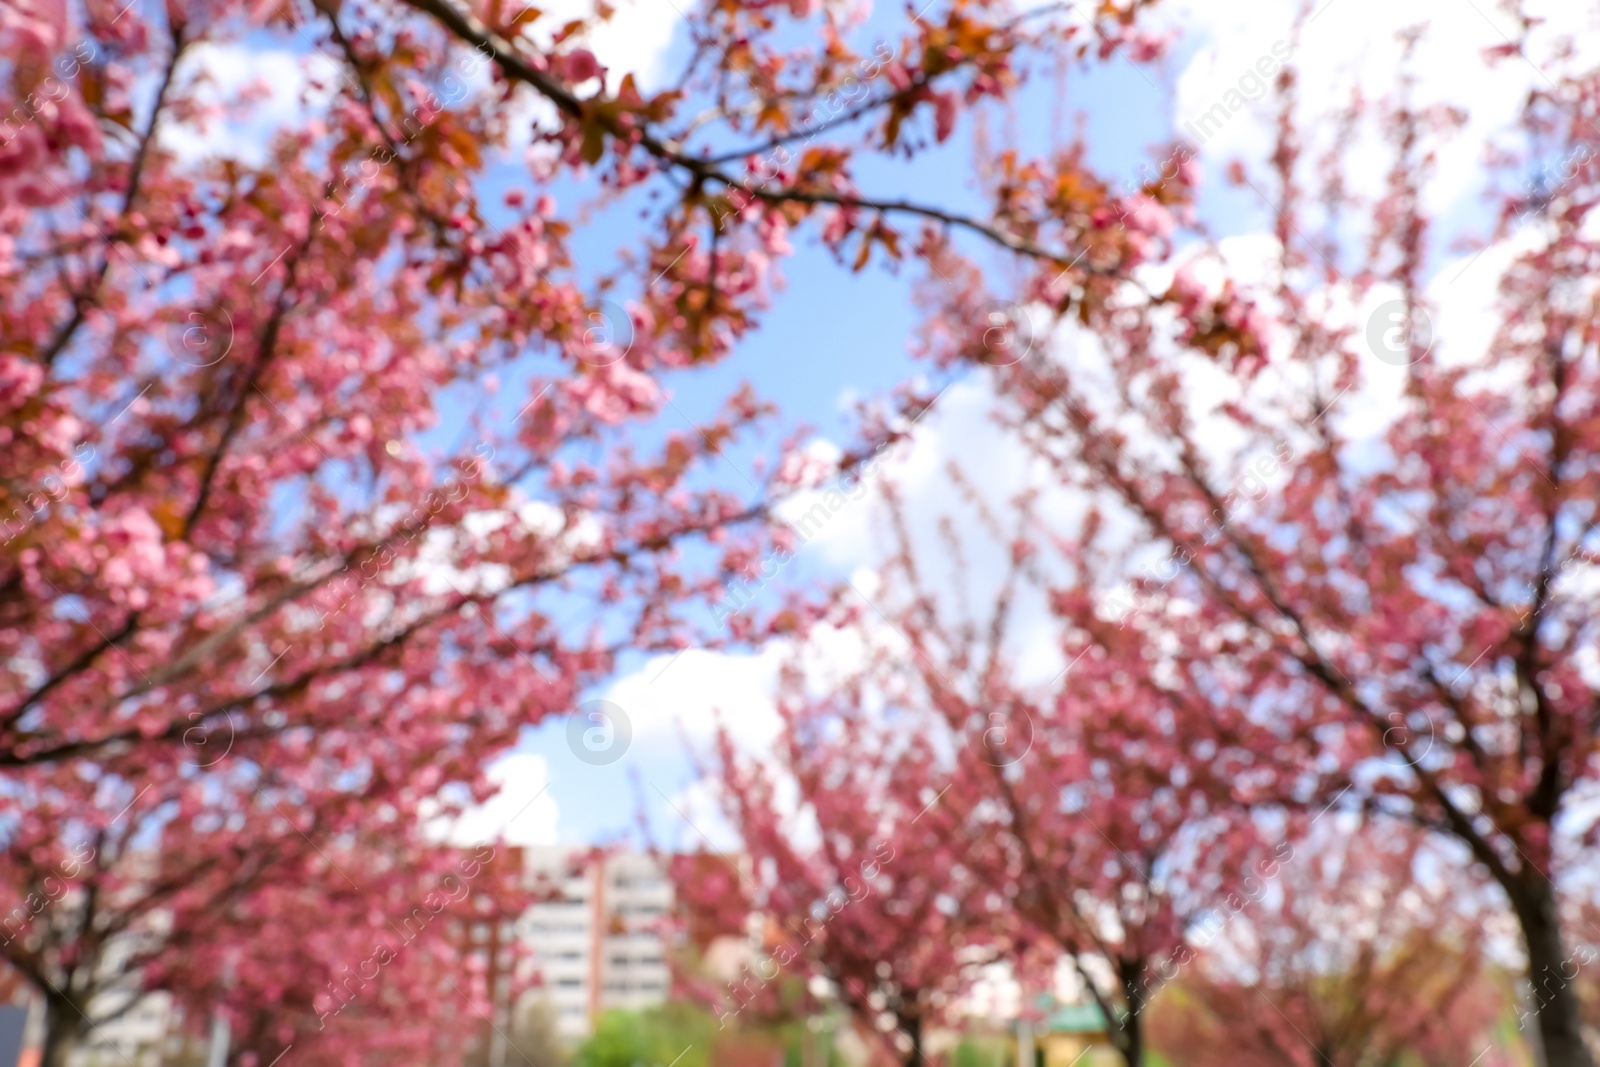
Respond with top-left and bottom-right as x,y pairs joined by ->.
1148,823 -> 1507,1067
729,482 -> 1279,1067
702,662 -> 1006,1067
572,1005 -> 719,1067
0,762 -> 526,1067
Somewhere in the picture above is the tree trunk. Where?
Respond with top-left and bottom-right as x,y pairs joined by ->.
1117,1004 -> 1143,1067
1116,961 -> 1145,1067
40,994 -> 82,1067
1508,874 -> 1595,1067
901,1012 -> 924,1067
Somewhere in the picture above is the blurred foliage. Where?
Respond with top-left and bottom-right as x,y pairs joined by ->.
572,1004 -> 865,1067
951,1036 -> 1009,1067
573,1003 -> 719,1067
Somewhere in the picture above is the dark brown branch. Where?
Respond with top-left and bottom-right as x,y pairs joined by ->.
399,0 -> 1091,268
39,26 -> 189,367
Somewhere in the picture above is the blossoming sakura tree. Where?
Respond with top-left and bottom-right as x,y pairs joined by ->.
909,27 -> 1600,1066
0,762 -> 529,1067
701,663 -> 1004,1067
1,0 -> 1161,1059
709,486 -> 1286,1067
1148,823 -> 1504,1067
712,15 -> 1600,1049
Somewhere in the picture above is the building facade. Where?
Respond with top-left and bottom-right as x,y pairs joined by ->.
518,847 -> 674,1042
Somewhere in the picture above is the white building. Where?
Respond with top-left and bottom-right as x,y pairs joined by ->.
518,847 -> 674,1042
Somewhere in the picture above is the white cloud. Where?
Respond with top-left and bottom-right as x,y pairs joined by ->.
1152,0 -> 1600,239
657,775 -> 744,851
605,633 -> 891,855
515,0 -> 683,97
770,377 -> 1084,684
599,645 -> 784,752
164,3 -> 681,171
784,377 -> 1050,564
160,41 -> 341,165
385,498 -> 601,598
572,0 -> 683,92
504,0 -> 683,159
587,622 -> 884,760
434,751 -> 560,846
587,644 -> 801,853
